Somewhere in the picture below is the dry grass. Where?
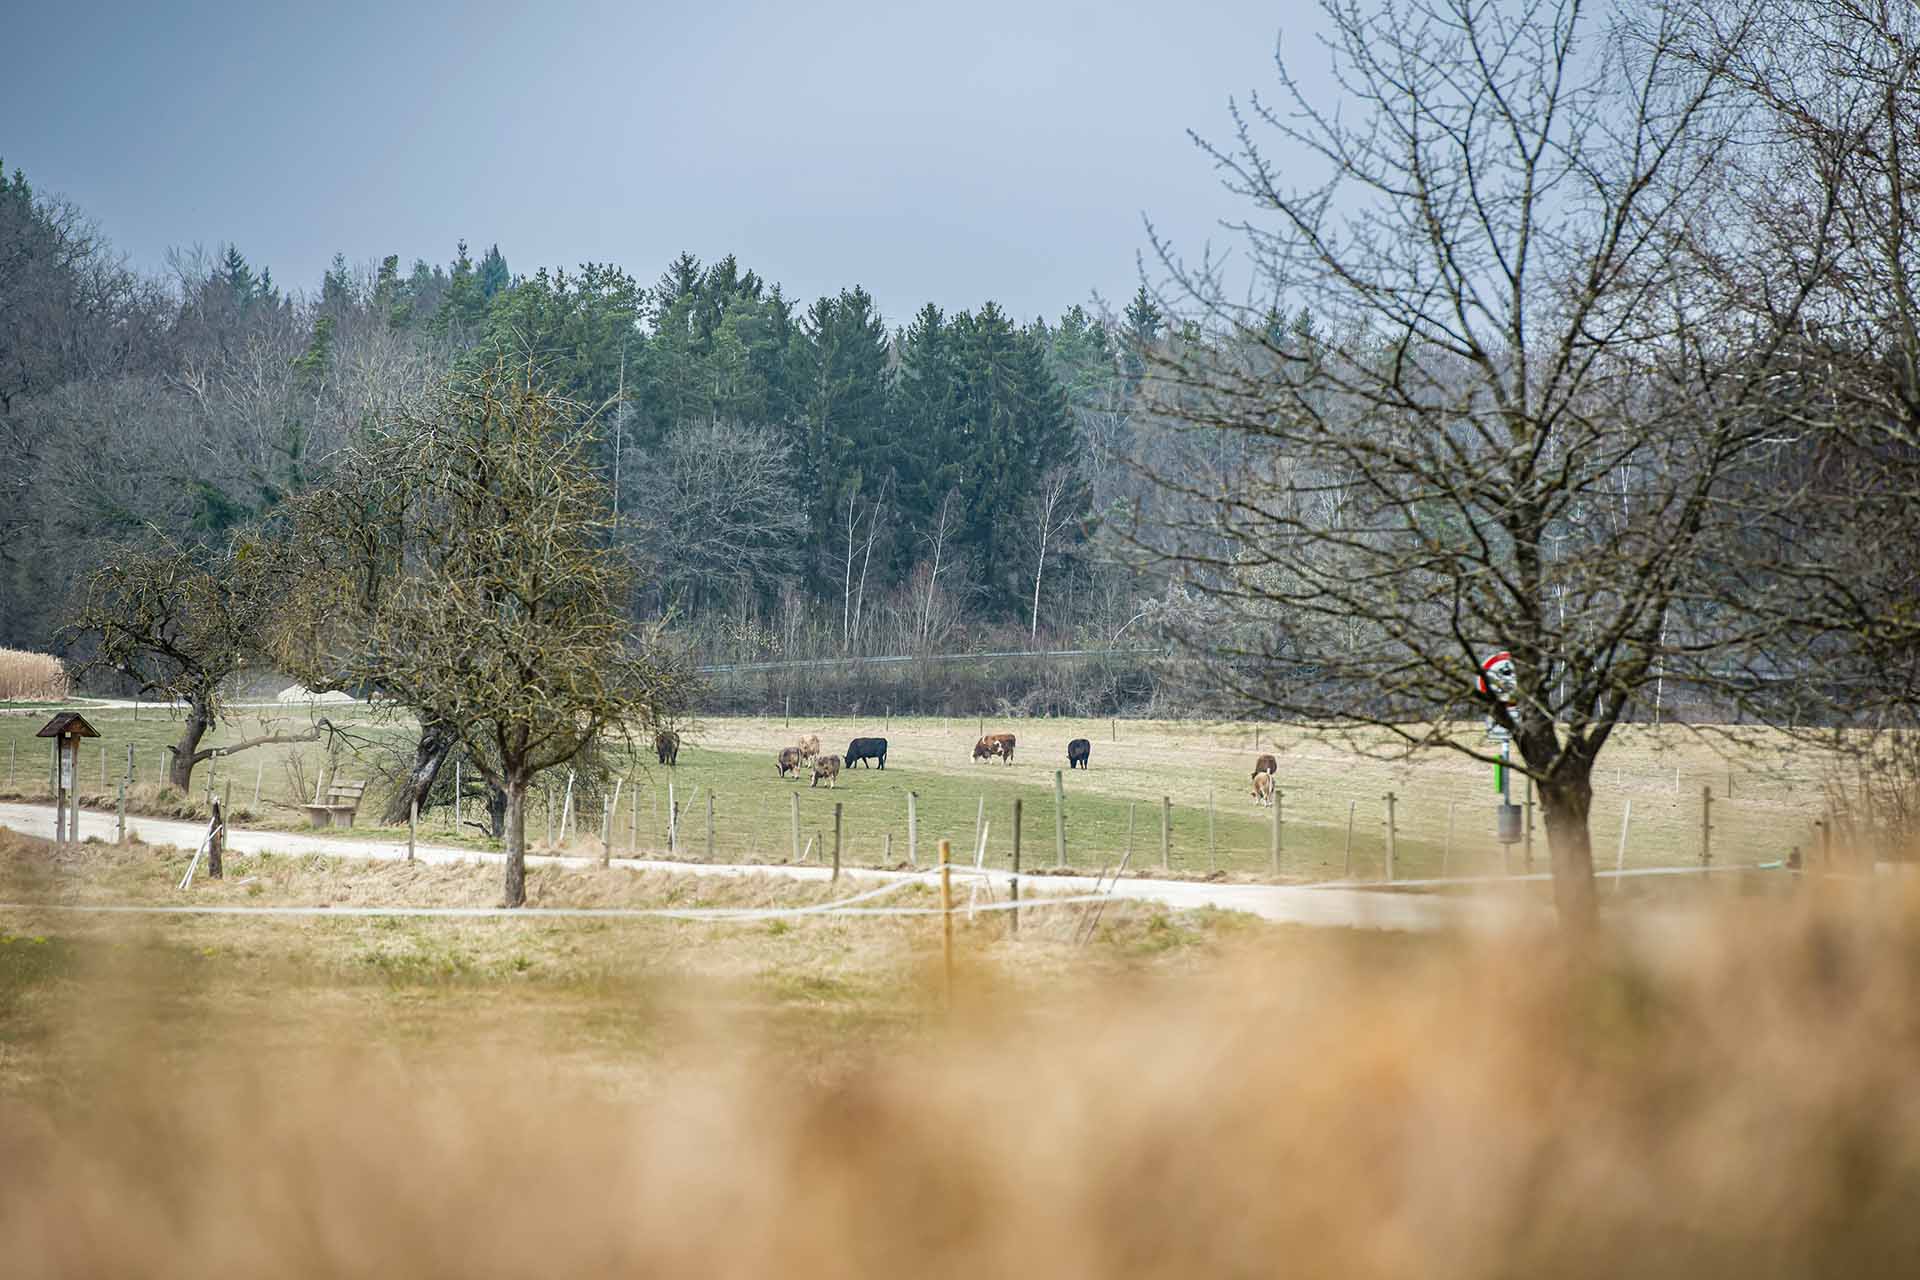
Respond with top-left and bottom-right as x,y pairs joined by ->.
0,648 -> 67,702
2,824 -> 1920,1275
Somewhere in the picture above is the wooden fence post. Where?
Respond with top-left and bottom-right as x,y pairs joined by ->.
1054,770 -> 1068,868
1523,777 -> 1534,872
975,796 -> 985,861
1207,786 -> 1217,873
706,791 -> 716,862
546,783 -> 554,850
792,791 -> 802,863
1701,784 -> 1713,867
1270,787 -> 1282,875
7,741 -> 13,787
1344,800 -> 1356,878
666,782 -> 676,856
1384,791 -> 1398,882
118,744 -> 131,845
208,798 -> 225,880
408,796 -> 417,862
906,791 -> 918,867
454,758 -> 462,836
100,741 -> 106,790
1614,798 -> 1634,890
1161,795 -> 1171,870
939,839 -> 953,1004
251,757 -> 262,811
1126,801 -> 1136,869
832,802 -> 842,882
1010,797 -> 1022,937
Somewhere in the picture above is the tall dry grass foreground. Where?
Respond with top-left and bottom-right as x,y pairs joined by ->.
0,647 -> 68,702
5,884 -> 1920,1277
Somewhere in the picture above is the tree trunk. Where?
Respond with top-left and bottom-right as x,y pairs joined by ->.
382,719 -> 458,825
168,697 -> 213,793
486,783 -> 507,839
502,776 -> 527,908
1539,771 -> 1598,930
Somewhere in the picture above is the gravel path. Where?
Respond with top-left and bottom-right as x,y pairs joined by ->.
0,802 -> 1529,932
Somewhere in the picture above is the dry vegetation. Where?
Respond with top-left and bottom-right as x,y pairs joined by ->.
2,824 -> 1918,1275
0,648 -> 67,702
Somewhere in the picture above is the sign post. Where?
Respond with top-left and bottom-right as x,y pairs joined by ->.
1480,653 -> 1524,866
36,712 -> 100,847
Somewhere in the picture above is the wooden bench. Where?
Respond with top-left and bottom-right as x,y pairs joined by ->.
303,780 -> 368,829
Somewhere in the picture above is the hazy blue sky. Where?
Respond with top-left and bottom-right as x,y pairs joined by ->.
5,1 -> 1331,322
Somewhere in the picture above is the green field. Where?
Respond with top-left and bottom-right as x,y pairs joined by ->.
0,703 -> 1836,880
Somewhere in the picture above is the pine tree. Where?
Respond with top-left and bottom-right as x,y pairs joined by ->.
477,244 -> 510,299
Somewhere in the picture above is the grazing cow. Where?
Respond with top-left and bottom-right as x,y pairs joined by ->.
655,729 -> 681,766
1067,738 -> 1091,770
971,732 -> 1015,764
1251,753 -> 1277,783
1252,771 -> 1276,807
776,746 -> 803,778
797,734 -> 821,760
811,754 -> 842,788
846,736 -> 888,769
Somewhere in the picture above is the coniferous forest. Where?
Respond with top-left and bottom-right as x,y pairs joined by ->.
0,161 -> 1176,711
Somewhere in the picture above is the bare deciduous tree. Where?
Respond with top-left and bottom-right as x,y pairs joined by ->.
285,363 -> 687,906
1131,0 -> 1915,927
60,532 -> 326,793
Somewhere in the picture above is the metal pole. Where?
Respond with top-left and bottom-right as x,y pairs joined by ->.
1126,801 -> 1136,869
667,782 -> 676,855
455,758 -> 462,835
706,791 -> 715,862
975,796 -> 985,859
252,757 -> 263,811
832,802 -> 842,882
791,791 -> 802,863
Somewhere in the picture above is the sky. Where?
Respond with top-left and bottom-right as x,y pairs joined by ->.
4,0 -> 1334,324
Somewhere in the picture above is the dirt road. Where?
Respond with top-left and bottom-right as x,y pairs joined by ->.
0,802 -> 1527,931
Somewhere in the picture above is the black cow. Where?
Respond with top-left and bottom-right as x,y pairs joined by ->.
1067,738 -> 1091,770
846,736 -> 888,769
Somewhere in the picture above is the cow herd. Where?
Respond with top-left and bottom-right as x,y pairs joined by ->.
660,722 -> 1285,802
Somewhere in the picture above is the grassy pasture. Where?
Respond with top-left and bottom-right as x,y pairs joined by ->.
0,704 -> 1835,879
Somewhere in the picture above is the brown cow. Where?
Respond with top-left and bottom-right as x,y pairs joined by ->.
1251,753 -> 1277,783
797,734 -> 821,760
1251,770 -> 1277,807
973,734 -> 1017,763
655,729 -> 681,766
811,754 -> 842,789
776,746 -> 803,778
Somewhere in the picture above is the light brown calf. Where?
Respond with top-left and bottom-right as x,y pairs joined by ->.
1251,771 -> 1277,807
811,754 -> 842,788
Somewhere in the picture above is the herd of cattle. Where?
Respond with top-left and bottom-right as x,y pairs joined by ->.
654,726 -> 1283,800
